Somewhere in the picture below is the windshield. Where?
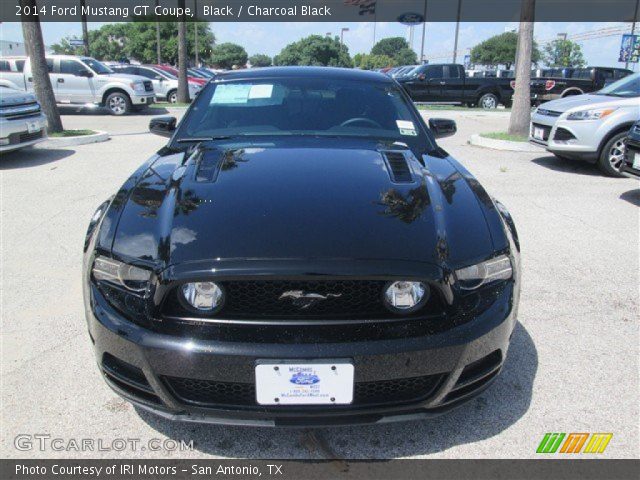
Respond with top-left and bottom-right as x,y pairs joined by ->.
154,68 -> 177,80
81,58 -> 112,75
596,72 -> 640,97
175,77 -> 430,144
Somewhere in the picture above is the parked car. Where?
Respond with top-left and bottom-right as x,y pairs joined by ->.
0,55 -> 155,115
397,63 -> 514,108
0,88 -> 47,153
621,120 -> 640,179
529,72 -> 640,176
391,65 -> 419,79
192,68 -> 216,79
83,67 -> 521,427
111,64 -> 200,103
530,66 -> 632,104
153,65 -> 208,86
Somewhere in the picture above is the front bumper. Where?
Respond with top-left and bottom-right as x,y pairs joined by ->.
528,113 -> 602,162
130,93 -> 155,105
621,137 -> 640,179
0,114 -> 47,153
86,280 -> 518,427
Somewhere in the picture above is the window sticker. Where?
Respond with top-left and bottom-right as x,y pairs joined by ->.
211,84 -> 252,104
249,84 -> 274,99
396,120 -> 417,136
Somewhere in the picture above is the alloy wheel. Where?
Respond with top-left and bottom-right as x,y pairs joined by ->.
108,95 -> 126,115
608,139 -> 626,171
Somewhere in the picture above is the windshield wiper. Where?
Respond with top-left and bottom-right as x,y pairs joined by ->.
176,136 -> 235,142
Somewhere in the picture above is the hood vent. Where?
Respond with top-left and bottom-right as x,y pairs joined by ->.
382,151 -> 413,183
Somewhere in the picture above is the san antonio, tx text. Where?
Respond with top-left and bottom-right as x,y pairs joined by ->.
16,463 -> 284,476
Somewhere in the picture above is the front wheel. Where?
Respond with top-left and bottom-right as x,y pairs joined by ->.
478,93 -> 499,109
597,132 -> 627,177
105,92 -> 131,115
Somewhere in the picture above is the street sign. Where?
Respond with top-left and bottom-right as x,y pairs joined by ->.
69,39 -> 85,47
397,12 -> 424,25
618,34 -> 639,63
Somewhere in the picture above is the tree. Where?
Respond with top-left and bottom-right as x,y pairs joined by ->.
470,31 -> 540,68
274,35 -> 351,67
354,54 -> 393,70
211,43 -> 249,69
542,39 -> 586,67
21,0 -> 63,133
249,54 -> 272,67
370,37 -> 417,66
50,22 -> 215,64
176,1 -> 189,103
508,0 -> 536,136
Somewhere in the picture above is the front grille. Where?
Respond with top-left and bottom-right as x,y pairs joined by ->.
0,101 -> 41,120
7,129 -> 43,145
537,108 -> 562,117
162,280 -> 426,319
164,374 -> 443,408
143,80 -> 153,92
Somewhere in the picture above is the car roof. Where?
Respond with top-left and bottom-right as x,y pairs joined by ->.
215,66 -> 393,84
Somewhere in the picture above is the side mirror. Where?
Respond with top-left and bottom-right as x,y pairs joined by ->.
77,69 -> 93,78
156,76 -> 164,82
149,116 -> 177,138
429,118 -> 457,139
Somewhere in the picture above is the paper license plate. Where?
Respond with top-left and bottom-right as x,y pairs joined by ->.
533,127 -> 545,140
633,152 -> 640,170
27,121 -> 42,133
255,361 -> 354,405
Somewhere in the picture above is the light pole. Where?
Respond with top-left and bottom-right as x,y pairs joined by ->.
452,0 -> 462,63
194,0 -> 199,66
340,27 -> 350,45
627,0 -> 639,69
419,0 -> 429,64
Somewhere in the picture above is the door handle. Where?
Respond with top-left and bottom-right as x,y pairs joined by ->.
439,81 -> 446,85
57,78 -> 64,83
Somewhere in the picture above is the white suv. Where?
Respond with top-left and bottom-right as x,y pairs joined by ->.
110,64 -> 201,103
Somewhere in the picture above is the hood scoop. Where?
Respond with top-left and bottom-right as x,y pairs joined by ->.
381,151 -> 414,183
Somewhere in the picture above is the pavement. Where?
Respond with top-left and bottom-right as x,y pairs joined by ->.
1,106 -> 638,459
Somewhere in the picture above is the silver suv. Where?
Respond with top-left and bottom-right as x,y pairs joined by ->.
0,88 -> 47,153
529,73 -> 640,176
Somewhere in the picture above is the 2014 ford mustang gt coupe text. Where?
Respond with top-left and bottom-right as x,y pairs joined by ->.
83,67 -> 521,427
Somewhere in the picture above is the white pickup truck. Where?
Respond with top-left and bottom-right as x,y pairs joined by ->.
0,88 -> 48,153
0,55 -> 155,115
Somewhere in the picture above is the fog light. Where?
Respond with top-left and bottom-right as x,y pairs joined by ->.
383,281 -> 429,314
181,282 -> 224,312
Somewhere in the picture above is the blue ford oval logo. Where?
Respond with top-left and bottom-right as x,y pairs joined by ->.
290,372 -> 320,385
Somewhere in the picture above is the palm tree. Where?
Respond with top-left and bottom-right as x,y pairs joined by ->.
508,0 -> 536,137
155,0 -> 162,63
176,0 -> 190,103
80,0 -> 89,56
21,0 -> 63,133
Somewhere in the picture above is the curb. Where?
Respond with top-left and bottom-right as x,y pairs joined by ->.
469,134 -> 544,153
36,130 -> 110,149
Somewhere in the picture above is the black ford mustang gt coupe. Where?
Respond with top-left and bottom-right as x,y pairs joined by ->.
83,67 -> 521,427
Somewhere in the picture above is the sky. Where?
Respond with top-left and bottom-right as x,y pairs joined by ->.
1,21 -> 638,70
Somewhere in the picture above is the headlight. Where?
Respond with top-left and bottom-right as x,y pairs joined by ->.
383,281 -> 429,314
180,282 -> 224,312
566,108 -> 617,121
92,256 -> 152,293
455,255 -> 512,290
130,82 -> 145,93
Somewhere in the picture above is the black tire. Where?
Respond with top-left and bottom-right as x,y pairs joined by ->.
167,90 -> 178,103
478,93 -> 499,109
105,92 -> 131,115
597,131 -> 627,177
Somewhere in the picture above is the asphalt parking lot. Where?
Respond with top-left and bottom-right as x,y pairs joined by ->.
1,106 -> 638,459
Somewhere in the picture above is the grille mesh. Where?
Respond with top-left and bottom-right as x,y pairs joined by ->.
165,280 -> 396,319
164,374 -> 442,407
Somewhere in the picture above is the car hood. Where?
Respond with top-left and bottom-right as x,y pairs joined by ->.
0,90 -> 37,106
109,139 -> 499,270
102,73 -> 148,84
538,93 -> 639,112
